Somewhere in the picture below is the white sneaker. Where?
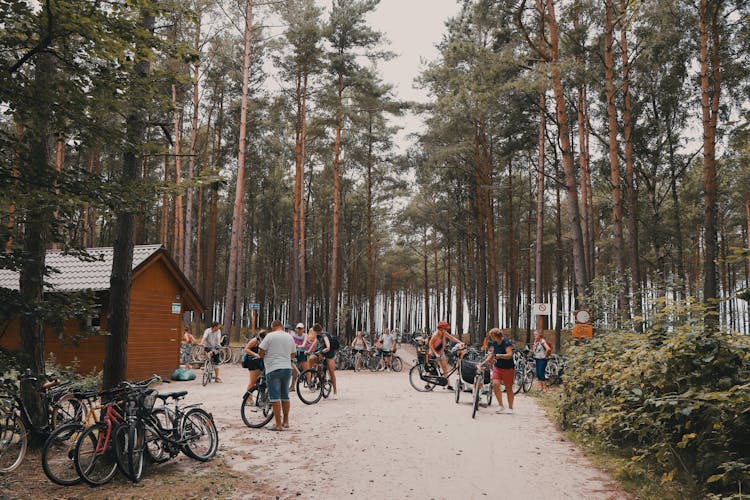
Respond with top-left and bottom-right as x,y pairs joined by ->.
505,408 -> 514,414
332,394 -> 339,400
495,406 -> 505,414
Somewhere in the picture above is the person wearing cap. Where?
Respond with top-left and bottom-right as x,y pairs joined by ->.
429,321 -> 461,390
289,323 -> 307,390
201,321 -> 223,383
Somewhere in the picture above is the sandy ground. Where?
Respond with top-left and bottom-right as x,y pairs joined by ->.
174,345 -> 626,500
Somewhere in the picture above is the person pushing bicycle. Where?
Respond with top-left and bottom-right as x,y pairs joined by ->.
428,321 -> 461,390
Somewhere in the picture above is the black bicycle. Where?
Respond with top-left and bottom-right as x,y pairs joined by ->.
241,372 -> 273,428
408,344 -> 467,392
296,351 -> 333,405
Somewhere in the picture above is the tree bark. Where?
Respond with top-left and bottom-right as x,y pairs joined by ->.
328,72 -> 344,335
103,8 -> 154,389
620,0 -> 643,330
699,0 -> 722,332
172,84 -> 184,269
224,0 -> 253,329
184,16 -> 201,281
604,0 -> 629,319
545,0 -> 589,303
536,92 -> 546,333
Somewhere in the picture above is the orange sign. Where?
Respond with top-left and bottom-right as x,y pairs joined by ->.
572,323 -> 593,338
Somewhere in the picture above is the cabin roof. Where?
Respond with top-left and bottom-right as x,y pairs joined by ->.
0,245 -> 204,311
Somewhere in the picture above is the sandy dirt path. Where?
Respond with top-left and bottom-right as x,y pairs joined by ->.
178,347 -> 625,500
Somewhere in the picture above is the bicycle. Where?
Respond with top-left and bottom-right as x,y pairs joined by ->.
454,355 -> 491,409
0,372 -> 88,474
353,348 -> 372,372
545,354 -> 566,385
368,349 -> 403,372
296,351 -> 333,405
471,363 -> 493,419
241,371 -> 273,428
202,350 -> 216,386
408,344 -> 467,392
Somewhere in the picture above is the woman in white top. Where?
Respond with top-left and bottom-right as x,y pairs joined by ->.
532,330 -> 552,392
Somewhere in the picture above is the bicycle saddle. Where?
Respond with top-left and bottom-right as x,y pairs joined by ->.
156,391 -> 188,402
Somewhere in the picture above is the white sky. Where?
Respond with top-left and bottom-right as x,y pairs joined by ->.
365,0 -> 461,151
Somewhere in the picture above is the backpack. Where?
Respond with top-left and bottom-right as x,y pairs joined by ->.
327,334 -> 341,351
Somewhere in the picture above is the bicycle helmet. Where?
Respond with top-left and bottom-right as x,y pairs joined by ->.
437,321 -> 451,330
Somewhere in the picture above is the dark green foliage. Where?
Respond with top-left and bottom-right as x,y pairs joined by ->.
557,309 -> 750,495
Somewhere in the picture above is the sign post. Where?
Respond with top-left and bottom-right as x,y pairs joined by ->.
532,303 -> 551,332
249,303 -> 260,333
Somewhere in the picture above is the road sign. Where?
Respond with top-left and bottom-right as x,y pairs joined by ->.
248,303 -> 260,311
532,303 -> 551,315
171,303 -> 181,315
574,309 -> 591,324
572,323 -> 593,338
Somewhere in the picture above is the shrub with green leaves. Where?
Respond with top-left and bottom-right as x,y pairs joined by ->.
557,309 -> 750,496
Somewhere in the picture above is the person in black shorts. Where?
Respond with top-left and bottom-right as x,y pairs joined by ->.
242,330 -> 267,392
306,324 -> 338,399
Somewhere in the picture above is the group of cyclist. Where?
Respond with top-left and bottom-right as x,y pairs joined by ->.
350,329 -> 399,371
425,321 -> 554,414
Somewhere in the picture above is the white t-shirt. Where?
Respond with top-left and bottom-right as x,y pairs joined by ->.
259,330 -> 296,374
380,332 -> 396,351
202,328 -> 221,349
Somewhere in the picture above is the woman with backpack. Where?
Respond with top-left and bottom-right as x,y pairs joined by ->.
532,330 -> 553,392
305,324 -> 339,400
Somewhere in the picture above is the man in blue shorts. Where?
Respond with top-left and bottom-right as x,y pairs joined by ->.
259,319 -> 297,430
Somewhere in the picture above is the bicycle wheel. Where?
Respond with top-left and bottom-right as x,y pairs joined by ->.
354,353 -> 363,372
241,385 -> 274,428
115,421 -> 145,483
42,422 -> 83,486
454,377 -> 462,404
74,422 -> 119,486
546,360 -> 559,385
472,380 -> 481,419
296,369 -> 323,405
391,356 -> 403,372
0,412 -> 27,473
180,408 -> 218,461
512,369 -> 522,394
192,347 -> 207,363
485,383 -> 493,406
50,393 -> 86,429
202,360 -> 212,386
368,355 -> 381,372
409,364 -> 435,392
322,373 -> 332,399
522,365 -> 535,393
145,409 -> 171,464
219,347 -> 231,364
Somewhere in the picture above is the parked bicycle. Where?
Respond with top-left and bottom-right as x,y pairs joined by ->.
368,348 -> 403,372
471,362 -> 493,419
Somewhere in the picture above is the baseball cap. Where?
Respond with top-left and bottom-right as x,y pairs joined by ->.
295,322 -> 305,329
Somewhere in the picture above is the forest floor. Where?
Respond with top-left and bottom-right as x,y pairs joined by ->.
2,345 -> 627,500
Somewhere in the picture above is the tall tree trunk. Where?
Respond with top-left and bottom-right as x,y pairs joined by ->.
554,152 -> 563,352
699,0 -> 722,332
5,123 -> 22,254
479,126 -> 498,327
604,0 -> 629,320
366,114 -> 376,335
292,69 -> 309,323
205,89 -> 223,323
536,92 -> 546,331
185,17 -> 201,281
161,153 -> 169,246
546,0 -> 589,303
224,0 -> 253,329
172,84 -> 184,269
18,51 -> 55,426
620,0 -> 643,330
104,8 -> 154,389
328,72 -> 344,334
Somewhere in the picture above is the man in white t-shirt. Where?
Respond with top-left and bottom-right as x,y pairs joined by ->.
201,321 -> 223,382
259,319 -> 296,431
379,329 -> 397,371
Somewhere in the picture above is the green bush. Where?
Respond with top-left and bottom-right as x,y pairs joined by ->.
557,307 -> 750,496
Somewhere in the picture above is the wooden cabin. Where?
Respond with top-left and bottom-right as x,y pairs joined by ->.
0,245 -> 204,380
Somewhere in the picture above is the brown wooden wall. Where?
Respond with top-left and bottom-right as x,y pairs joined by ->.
126,255 -> 182,380
1,255 -> 187,381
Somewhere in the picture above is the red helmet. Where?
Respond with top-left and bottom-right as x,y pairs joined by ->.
437,321 -> 451,330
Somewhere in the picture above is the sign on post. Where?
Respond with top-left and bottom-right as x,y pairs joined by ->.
249,303 -> 260,311
171,303 -> 181,315
532,303 -> 551,316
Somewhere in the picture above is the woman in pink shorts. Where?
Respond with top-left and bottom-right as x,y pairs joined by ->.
483,328 -> 515,414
